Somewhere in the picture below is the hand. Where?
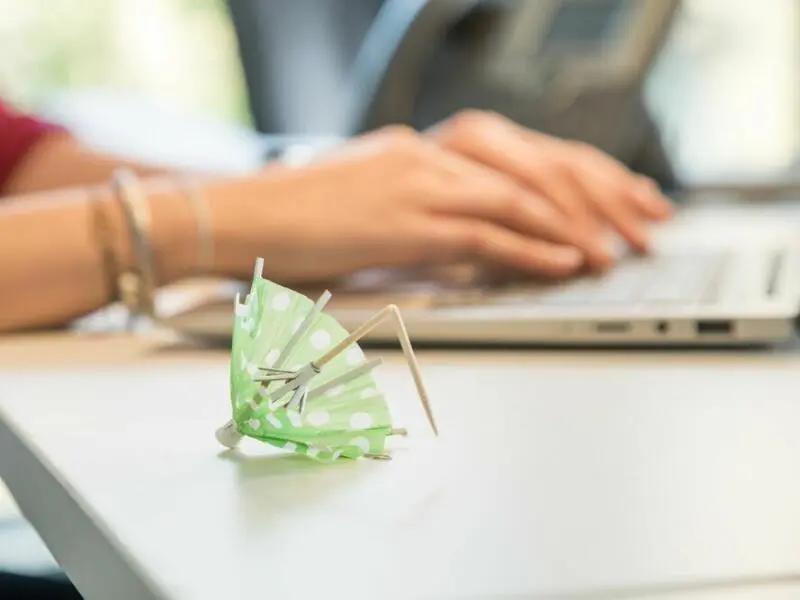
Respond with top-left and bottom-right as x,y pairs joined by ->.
429,110 -> 674,257
211,126 -> 612,284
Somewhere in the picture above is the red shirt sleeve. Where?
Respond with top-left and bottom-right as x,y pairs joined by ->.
0,100 -> 66,194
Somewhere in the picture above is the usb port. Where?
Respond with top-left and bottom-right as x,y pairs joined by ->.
696,320 -> 732,335
595,321 -> 631,334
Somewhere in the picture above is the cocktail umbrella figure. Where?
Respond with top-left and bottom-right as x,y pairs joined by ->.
215,258 -> 439,461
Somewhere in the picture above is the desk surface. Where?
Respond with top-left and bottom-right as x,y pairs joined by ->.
2,333 -> 800,600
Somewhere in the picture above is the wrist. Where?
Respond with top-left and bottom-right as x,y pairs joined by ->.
200,172 -> 289,280
148,185 -> 203,284
102,179 -> 198,287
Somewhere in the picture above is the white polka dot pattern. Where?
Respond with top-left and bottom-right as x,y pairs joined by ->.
349,413 -> 372,430
230,273 -> 395,462
350,437 -> 370,454
327,385 -> 345,397
306,410 -> 330,427
310,329 -> 331,349
346,346 -> 365,365
271,293 -> 290,311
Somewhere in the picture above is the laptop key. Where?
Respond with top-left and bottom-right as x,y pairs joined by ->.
433,251 -> 730,308
535,261 -> 658,305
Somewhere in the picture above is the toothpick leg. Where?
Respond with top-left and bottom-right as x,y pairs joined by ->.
314,305 -> 439,436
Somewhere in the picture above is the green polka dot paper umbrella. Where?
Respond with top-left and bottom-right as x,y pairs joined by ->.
215,258 -> 439,461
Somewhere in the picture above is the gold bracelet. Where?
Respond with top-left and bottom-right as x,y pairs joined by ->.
88,189 -> 120,305
178,175 -> 214,276
110,168 -> 156,323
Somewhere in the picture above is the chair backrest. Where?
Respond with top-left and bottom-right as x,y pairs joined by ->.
343,0 -> 683,190
228,0 -> 385,135
343,0 -> 479,135
228,0 -> 682,189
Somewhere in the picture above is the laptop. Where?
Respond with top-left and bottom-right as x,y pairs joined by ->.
160,205 -> 800,347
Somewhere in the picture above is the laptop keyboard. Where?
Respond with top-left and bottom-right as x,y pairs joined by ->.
434,252 -> 731,308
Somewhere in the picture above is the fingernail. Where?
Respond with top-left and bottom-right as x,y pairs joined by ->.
633,233 -> 652,254
637,184 -> 673,218
647,194 -> 672,217
657,197 -> 675,218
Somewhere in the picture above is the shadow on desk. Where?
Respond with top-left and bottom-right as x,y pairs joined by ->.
0,571 -> 82,600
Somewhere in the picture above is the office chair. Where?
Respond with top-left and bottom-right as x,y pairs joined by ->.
343,0 -> 682,192
228,0 -> 681,191
227,0 -> 385,135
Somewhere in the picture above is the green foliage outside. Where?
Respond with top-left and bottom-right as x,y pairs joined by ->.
0,0 -> 252,126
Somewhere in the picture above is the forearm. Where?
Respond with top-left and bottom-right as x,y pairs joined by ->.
4,132 -> 167,196
0,180 -> 200,333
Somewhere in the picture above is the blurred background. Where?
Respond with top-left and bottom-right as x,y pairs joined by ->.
1,0 -> 798,184
0,0 -> 250,125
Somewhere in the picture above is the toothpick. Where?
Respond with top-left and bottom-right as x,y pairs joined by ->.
313,305 -> 439,436
307,358 -> 383,401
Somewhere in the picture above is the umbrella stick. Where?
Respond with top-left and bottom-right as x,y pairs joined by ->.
313,305 -> 439,436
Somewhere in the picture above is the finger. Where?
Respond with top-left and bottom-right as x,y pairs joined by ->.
436,111 -> 672,227
533,139 -> 654,253
579,161 -> 673,225
427,217 -> 585,278
570,167 -> 652,253
421,147 -> 614,270
553,138 -> 674,221
629,176 -> 674,221
435,117 -> 603,234
455,184 -> 615,271
487,122 -> 671,250
522,162 -> 606,234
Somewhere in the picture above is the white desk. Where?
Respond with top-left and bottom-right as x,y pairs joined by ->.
2,334 -> 800,599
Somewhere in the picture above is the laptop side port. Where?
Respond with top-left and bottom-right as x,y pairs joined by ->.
695,320 -> 733,335
595,321 -> 632,334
